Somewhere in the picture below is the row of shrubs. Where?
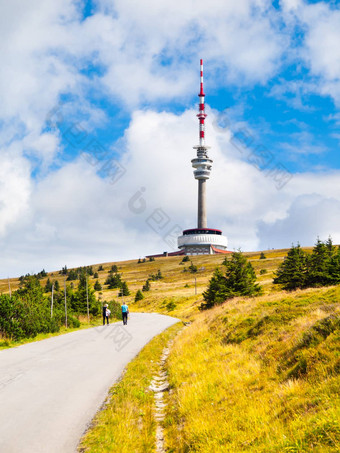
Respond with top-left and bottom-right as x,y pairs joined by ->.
0,277 -> 80,341
1,274 -> 106,341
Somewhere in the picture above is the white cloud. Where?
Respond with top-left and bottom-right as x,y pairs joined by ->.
2,108 -> 340,277
1,0 -> 340,278
0,153 -> 31,236
89,0 -> 287,105
257,194 -> 340,249
281,0 -> 340,105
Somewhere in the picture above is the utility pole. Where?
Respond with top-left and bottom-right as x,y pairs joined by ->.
86,272 -> 89,323
8,277 -> 11,298
51,282 -> 54,318
64,275 -> 68,328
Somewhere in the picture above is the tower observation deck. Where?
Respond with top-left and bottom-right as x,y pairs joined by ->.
177,60 -> 228,255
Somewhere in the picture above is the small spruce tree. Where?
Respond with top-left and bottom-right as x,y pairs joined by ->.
135,289 -> 144,302
94,280 -> 102,291
273,243 -> 308,290
119,281 -> 130,296
201,250 -> 262,309
44,278 -> 52,292
142,279 -> 151,292
189,261 -> 198,273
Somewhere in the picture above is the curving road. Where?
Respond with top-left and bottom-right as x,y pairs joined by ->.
0,313 -> 179,453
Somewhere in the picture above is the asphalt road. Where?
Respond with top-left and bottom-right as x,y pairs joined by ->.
0,313 -> 179,453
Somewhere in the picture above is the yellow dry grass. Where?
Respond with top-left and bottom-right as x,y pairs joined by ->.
165,286 -> 340,452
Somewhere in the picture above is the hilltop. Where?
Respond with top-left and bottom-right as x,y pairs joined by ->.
0,248 -> 296,321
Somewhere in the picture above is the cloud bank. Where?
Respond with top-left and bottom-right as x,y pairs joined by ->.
0,0 -> 340,277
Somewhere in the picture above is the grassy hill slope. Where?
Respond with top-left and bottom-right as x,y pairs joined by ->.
1,249 -> 287,321
166,285 -> 340,451
2,248 -> 339,451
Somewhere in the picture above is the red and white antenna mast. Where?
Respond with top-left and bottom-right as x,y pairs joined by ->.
191,59 -> 212,229
198,59 -> 207,146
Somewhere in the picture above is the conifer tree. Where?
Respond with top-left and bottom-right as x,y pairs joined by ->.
308,237 -> 334,286
44,278 -> 52,293
135,289 -> 144,302
94,280 -> 102,291
202,251 -> 262,309
54,280 -> 60,292
142,279 -> 151,292
274,238 -> 340,290
105,273 -> 122,289
71,272 -> 98,314
273,243 -> 308,290
119,281 -> 130,296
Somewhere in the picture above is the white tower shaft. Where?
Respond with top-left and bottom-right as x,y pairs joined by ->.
192,59 -> 212,229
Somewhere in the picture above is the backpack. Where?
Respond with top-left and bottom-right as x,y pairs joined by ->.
106,308 -> 111,317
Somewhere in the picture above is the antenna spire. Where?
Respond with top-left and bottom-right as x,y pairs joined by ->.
197,59 -> 207,146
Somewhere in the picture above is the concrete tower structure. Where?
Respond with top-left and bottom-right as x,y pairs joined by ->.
192,59 -> 212,228
178,59 -> 228,255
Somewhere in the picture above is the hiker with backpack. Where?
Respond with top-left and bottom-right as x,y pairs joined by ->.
103,303 -> 111,325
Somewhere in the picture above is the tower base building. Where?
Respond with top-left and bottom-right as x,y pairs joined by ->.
178,228 -> 228,255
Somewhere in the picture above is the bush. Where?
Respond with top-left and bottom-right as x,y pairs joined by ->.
0,277 -> 63,340
67,315 -> 80,328
189,262 -> 198,273
181,256 -> 190,263
108,301 -> 123,320
260,269 -> 267,275
166,300 -> 176,311
149,270 -> 163,281
260,252 -> 266,259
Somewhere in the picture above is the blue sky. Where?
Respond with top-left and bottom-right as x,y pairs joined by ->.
1,0 -> 340,277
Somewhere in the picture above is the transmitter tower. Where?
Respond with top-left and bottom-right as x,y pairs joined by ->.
177,59 -> 228,255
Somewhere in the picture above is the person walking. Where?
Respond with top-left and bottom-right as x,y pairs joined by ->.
103,303 -> 110,325
121,302 -> 129,325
